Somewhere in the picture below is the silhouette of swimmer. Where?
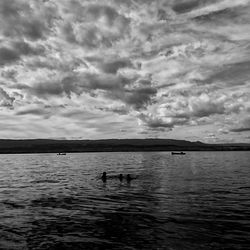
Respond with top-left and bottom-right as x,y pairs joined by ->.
101,172 -> 136,182
126,174 -> 136,182
118,174 -> 123,181
101,172 -> 107,182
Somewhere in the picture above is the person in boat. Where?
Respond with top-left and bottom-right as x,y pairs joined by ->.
101,172 -> 107,182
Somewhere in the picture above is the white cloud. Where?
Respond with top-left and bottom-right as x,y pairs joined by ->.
0,0 -> 250,142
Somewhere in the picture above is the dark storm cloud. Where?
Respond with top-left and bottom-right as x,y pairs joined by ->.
0,0 -> 27,21
231,127 -> 250,132
75,73 -> 131,92
0,0 -> 53,40
24,72 -> 156,110
193,7 -> 234,22
0,47 -> 20,65
13,41 -> 45,55
0,41 -> 45,66
11,80 -> 64,98
19,19 -> 47,41
16,107 -> 50,116
203,60 -> 250,85
122,87 -> 157,110
172,0 -> 203,13
78,74 -> 158,109
230,117 -> 250,132
99,58 -> 133,74
29,81 -> 64,97
192,3 -> 250,24
104,87 -> 157,110
21,73 -> 129,99
61,22 -> 77,43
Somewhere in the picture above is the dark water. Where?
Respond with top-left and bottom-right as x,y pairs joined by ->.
0,152 -> 250,250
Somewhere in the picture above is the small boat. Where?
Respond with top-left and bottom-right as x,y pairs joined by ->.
57,152 -> 66,155
171,152 -> 186,155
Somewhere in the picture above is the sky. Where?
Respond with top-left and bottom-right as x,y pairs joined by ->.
0,0 -> 250,142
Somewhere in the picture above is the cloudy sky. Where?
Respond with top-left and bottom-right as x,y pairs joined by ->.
0,0 -> 250,142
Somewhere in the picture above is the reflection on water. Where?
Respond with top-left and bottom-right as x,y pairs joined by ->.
0,152 -> 250,249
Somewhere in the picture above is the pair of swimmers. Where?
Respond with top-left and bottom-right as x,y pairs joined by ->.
101,172 -> 135,182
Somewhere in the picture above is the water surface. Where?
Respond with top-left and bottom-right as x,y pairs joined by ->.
0,152 -> 250,249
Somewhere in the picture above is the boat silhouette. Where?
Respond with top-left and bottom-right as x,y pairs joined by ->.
171,152 -> 186,155
57,152 -> 66,155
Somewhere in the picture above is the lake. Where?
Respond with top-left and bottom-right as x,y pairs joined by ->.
0,152 -> 250,250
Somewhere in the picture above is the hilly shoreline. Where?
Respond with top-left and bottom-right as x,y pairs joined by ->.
0,139 -> 249,154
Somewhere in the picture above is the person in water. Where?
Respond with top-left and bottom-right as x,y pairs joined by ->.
101,172 -> 136,182
118,174 -> 123,181
101,172 -> 107,182
126,174 -> 135,182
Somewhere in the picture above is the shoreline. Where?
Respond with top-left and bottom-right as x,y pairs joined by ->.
0,149 -> 250,155
0,139 -> 249,154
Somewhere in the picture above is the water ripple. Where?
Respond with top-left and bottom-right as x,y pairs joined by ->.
0,152 -> 249,249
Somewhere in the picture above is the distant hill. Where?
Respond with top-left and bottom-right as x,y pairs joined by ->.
0,139 -> 249,154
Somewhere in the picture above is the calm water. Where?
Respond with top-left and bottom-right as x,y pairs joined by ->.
0,152 -> 250,250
